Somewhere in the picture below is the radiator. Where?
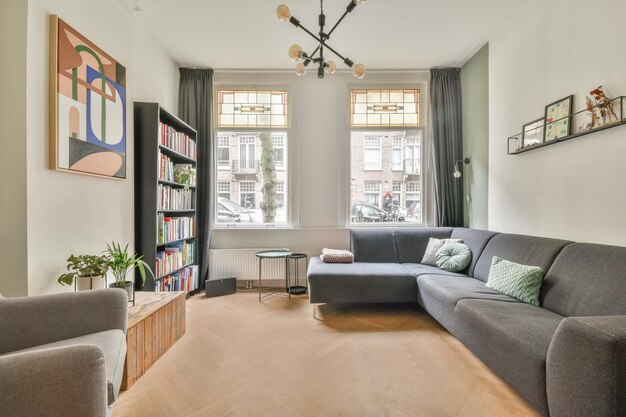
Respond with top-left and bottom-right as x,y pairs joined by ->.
209,249 -> 287,281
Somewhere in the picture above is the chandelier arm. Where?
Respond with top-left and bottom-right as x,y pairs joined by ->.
291,22 -> 351,66
326,9 -> 350,38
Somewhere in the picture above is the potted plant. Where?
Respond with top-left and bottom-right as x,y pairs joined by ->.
173,164 -> 196,189
105,242 -> 154,302
57,254 -> 109,290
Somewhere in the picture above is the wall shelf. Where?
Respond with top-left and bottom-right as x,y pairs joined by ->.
508,96 -> 625,155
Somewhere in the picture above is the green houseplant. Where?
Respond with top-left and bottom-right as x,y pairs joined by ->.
105,242 -> 154,301
57,254 -> 109,289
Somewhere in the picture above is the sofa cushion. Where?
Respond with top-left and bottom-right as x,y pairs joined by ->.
436,243 -> 472,272
350,228 -> 398,263
486,256 -> 544,306
307,256 -> 418,303
421,238 -> 462,266
450,228 -> 499,276
10,329 -> 126,405
473,233 -> 571,283
394,227 -> 453,264
455,300 -> 564,417
540,243 -> 626,316
416,274 -> 519,333
401,263 -> 466,278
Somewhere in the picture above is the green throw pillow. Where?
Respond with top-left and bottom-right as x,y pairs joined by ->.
435,243 -> 472,272
486,256 -> 544,306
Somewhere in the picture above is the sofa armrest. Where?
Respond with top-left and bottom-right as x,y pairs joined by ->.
546,316 -> 626,417
0,289 -> 128,354
0,345 -> 109,417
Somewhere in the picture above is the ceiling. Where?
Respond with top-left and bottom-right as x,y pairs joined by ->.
127,0 -> 524,70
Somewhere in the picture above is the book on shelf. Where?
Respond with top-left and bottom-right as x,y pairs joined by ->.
157,150 -> 175,182
159,122 -> 196,160
157,265 -> 199,292
156,214 -> 195,244
155,241 -> 195,278
157,185 -> 194,210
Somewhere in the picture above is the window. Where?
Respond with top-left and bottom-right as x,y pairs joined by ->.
363,136 -> 382,170
276,181 -> 285,209
217,181 -> 231,200
349,87 -> 424,225
351,89 -> 420,127
239,181 -> 256,209
272,135 -> 285,168
217,135 -> 230,168
217,90 -> 288,128
392,136 -> 403,171
405,134 -> 421,174
215,89 -> 290,227
364,181 -> 381,207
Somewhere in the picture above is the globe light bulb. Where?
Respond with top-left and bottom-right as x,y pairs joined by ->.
453,166 -> 462,178
352,63 -> 366,79
295,63 -> 307,76
276,4 -> 291,22
325,61 -> 336,74
288,44 -> 303,61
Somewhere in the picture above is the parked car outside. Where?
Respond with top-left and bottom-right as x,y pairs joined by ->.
217,197 -> 255,223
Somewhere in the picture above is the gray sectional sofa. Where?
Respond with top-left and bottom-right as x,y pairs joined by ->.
307,227 -> 626,417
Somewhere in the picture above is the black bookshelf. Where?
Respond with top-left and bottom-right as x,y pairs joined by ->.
134,102 -> 198,293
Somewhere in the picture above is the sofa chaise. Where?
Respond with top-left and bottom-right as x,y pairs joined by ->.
0,289 -> 129,417
307,227 -> 626,417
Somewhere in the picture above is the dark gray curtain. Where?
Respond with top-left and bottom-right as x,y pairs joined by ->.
178,68 -> 213,289
430,68 -> 463,227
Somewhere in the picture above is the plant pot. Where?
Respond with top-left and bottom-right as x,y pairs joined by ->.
109,281 -> 134,303
76,275 -> 106,291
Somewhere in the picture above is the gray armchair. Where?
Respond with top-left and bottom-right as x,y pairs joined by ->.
0,289 -> 129,417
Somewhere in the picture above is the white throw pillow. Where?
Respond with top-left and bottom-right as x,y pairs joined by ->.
421,237 -> 463,266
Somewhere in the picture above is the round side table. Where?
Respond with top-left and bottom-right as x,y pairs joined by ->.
256,249 -> 292,302
288,253 -> 308,295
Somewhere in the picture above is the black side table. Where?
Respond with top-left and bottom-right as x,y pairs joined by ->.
288,253 -> 308,295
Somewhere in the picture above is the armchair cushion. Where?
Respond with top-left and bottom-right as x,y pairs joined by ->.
0,345 -> 108,417
10,329 -> 126,405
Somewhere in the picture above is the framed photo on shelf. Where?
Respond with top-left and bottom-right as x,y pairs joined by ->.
521,118 -> 544,148
49,15 -> 127,179
544,95 -> 573,142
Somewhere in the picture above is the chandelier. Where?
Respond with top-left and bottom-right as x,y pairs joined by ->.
276,0 -> 367,79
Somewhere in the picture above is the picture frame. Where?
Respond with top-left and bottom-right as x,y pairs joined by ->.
521,117 -> 544,148
49,15 -> 127,179
543,95 -> 573,142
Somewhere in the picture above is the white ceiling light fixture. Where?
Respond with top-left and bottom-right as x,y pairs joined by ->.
276,0 -> 368,79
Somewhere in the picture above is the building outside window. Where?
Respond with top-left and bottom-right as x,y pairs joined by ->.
214,89 -> 289,226
350,88 -> 423,224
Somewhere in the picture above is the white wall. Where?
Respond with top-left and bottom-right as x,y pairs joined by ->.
211,71 -> 431,259
488,0 -> 626,245
0,0 -> 29,297
18,0 -> 179,296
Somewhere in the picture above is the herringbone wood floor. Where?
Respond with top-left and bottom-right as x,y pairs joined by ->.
113,292 -> 541,417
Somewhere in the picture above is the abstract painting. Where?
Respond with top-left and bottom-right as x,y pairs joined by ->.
50,15 -> 126,179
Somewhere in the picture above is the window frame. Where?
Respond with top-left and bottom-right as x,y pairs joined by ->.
346,83 -> 428,227
212,84 -> 294,229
